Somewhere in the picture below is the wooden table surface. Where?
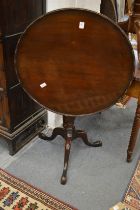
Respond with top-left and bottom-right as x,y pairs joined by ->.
15,8 -> 135,116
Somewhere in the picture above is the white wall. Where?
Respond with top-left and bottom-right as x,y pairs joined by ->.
47,0 -> 101,12
47,0 -> 75,11
117,0 -> 125,21
75,0 -> 101,12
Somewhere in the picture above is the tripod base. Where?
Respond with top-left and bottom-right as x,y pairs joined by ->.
39,116 -> 102,185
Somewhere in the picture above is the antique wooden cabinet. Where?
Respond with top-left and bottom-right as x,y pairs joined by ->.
0,0 -> 47,155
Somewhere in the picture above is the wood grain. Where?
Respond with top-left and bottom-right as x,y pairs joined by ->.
16,9 -> 135,115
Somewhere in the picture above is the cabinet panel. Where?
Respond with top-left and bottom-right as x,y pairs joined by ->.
0,43 -> 3,125
3,35 -> 20,87
0,42 -> 10,128
0,0 -> 47,154
0,0 -> 46,36
0,42 -> 4,123
0,42 -> 4,72
0,94 -> 10,128
8,85 -> 43,130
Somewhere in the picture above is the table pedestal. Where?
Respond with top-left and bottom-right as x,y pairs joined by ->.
39,116 -> 102,184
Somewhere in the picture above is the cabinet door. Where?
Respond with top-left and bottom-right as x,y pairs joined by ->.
0,43 -> 5,124
0,42 -> 10,128
0,0 -> 46,36
3,35 -> 20,88
7,85 -> 43,130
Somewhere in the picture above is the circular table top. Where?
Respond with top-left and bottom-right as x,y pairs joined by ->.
15,8 -> 135,116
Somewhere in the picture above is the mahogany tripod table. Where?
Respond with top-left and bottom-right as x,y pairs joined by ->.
15,8 -> 135,184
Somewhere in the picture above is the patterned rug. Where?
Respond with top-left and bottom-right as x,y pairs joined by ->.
0,168 -> 77,210
110,157 -> 140,210
123,157 -> 140,210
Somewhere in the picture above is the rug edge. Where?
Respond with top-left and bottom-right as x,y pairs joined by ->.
0,167 -> 78,210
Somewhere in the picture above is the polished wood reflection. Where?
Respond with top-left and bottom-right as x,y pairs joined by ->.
16,9 -> 134,116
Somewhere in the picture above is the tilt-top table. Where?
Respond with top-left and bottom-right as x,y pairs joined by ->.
15,8 -> 135,184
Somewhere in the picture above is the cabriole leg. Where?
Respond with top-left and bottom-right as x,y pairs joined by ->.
127,103 -> 140,162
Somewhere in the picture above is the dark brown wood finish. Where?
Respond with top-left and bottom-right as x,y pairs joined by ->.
128,0 -> 140,33
127,102 -> 140,162
16,9 -> 134,116
120,77 -> 140,162
0,0 -> 46,36
119,0 -> 140,34
0,0 -> 47,155
16,9 -> 135,184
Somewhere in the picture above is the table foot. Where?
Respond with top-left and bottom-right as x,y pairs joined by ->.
39,115 -> 102,184
39,127 -> 65,141
75,130 -> 102,147
61,137 -> 72,185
